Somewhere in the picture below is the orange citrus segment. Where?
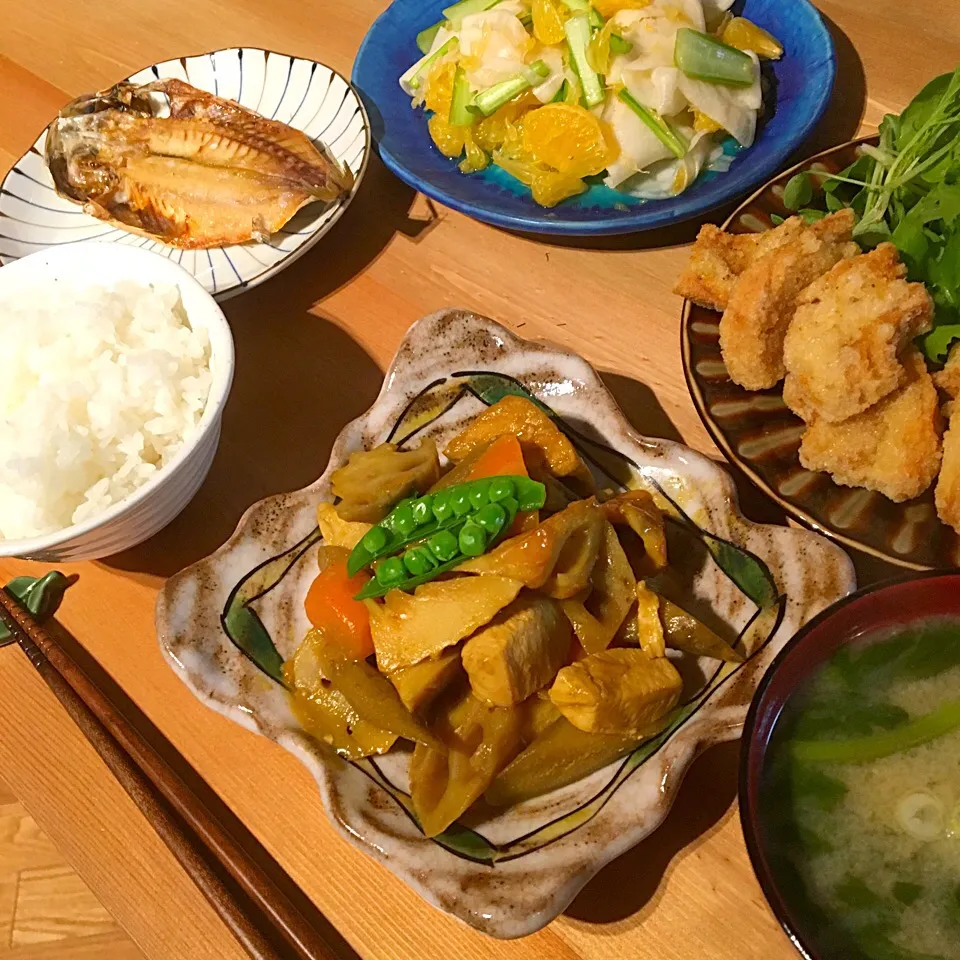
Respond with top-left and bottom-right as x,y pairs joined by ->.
424,61 -> 456,115
592,0 -> 651,16
531,0 -> 568,45
493,152 -> 587,207
459,130 -> 490,173
428,113 -> 467,158
720,17 -> 784,59
530,170 -> 588,207
520,103 -> 620,179
473,95 -> 538,153
693,109 -> 723,133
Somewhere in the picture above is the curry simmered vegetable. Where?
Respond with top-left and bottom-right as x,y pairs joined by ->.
290,397 -> 741,836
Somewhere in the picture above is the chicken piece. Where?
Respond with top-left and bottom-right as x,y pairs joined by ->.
673,216 -> 805,311
934,347 -> 960,532
444,395 -> 593,489
933,342 -> 960,400
719,209 -> 858,390
799,347 -> 942,502
549,647 -> 682,736
366,575 -> 523,672
935,408 -> 960,534
462,594 -> 572,707
782,245 -> 934,423
316,502 -> 371,551
388,651 -> 463,714
331,440 -> 440,523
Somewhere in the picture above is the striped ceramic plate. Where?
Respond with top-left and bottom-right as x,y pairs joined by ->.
0,48 -> 369,300
682,137 -> 959,572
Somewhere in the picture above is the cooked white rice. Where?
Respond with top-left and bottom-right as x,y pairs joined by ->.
0,280 -> 212,539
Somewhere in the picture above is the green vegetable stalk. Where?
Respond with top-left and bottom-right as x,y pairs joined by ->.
560,0 -> 604,28
416,22 -> 444,55
472,60 -> 551,116
674,28 -> 755,87
791,698 -> 960,763
617,89 -> 689,159
400,38 -> 458,94
565,14 -> 605,108
441,0 -> 502,26
449,66 -> 477,126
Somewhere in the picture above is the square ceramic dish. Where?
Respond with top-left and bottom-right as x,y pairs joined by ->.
156,310 -> 855,937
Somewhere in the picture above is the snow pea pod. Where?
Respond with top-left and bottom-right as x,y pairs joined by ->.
347,475 -> 546,578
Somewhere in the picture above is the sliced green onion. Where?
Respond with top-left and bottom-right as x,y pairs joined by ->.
791,698 -> 960,764
416,22 -> 443,55
399,38 -> 457,94
609,33 -> 633,55
674,28 -> 755,87
472,60 -> 550,116
565,15 -> 605,108
442,0 -> 502,26
450,66 -> 477,126
560,0 -> 604,28
617,88 -> 689,159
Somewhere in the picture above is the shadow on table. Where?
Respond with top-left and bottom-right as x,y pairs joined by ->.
565,739 -> 740,926
102,157 -> 423,579
600,371 -> 686,446
800,13 -> 868,156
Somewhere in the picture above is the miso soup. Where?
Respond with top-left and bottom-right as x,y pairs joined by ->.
762,617 -> 960,960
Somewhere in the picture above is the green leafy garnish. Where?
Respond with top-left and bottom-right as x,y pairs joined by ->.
785,67 -> 960,363
783,172 -> 813,211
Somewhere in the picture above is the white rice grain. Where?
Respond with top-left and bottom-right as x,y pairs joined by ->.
0,280 -> 212,539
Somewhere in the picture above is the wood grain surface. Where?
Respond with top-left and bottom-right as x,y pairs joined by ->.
0,2 -> 957,957
0,773 -> 145,959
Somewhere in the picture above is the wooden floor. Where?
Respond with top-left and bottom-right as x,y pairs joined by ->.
0,774 -> 145,960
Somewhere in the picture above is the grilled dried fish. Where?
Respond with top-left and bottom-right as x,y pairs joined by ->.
45,79 -> 354,248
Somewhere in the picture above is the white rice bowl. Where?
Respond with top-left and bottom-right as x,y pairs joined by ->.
0,280 -> 213,540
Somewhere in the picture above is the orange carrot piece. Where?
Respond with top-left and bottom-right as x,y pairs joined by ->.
304,561 -> 374,660
466,434 -> 538,534
464,434 -> 529,481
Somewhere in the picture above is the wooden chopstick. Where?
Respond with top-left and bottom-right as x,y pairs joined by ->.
0,587 -> 355,960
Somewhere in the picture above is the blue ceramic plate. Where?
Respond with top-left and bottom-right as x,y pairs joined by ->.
353,0 -> 835,235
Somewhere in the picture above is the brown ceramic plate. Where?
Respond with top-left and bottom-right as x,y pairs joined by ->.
682,137 -> 956,571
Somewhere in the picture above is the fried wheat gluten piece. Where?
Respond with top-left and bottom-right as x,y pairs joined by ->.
936,410 -> 960,533
673,216 -> 805,311
934,344 -> 960,533
719,209 -> 858,390
799,347 -> 942,502
782,244 -> 934,422
933,341 -> 960,399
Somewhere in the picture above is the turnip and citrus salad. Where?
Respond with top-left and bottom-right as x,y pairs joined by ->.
399,0 -> 782,207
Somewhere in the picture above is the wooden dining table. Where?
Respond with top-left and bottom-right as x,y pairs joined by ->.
0,1 -> 957,957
